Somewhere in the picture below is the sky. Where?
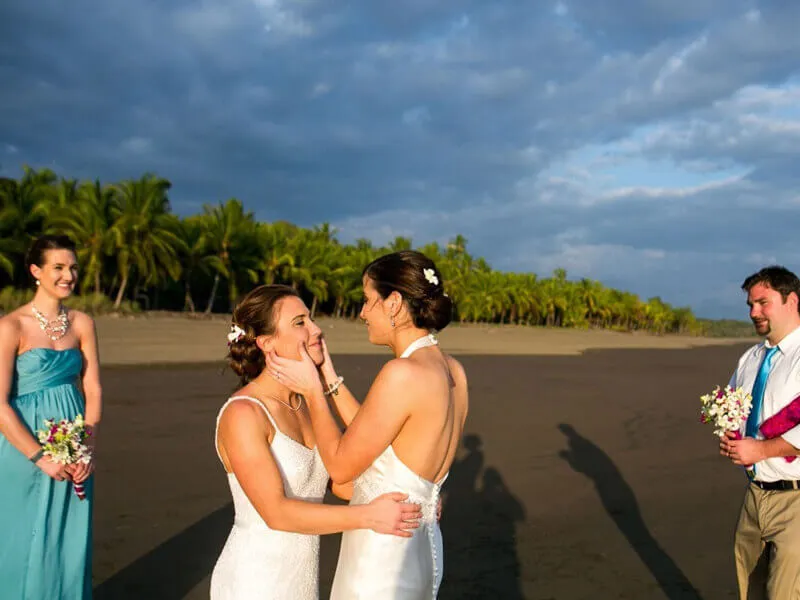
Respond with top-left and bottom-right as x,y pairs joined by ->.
1,0 -> 799,319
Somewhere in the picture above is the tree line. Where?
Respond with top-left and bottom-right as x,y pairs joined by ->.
0,166 -> 707,334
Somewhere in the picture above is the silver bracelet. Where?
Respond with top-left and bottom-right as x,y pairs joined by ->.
325,376 -> 344,396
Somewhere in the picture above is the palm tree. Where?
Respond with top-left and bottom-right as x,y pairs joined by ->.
0,169 -> 703,334
109,174 -> 184,308
202,199 -> 260,312
0,236 -> 16,277
178,215 -> 216,312
0,166 -> 57,242
47,179 -> 117,294
389,236 -> 412,252
281,230 -> 331,316
259,222 -> 294,285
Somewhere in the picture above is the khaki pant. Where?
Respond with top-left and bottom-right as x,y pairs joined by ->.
735,483 -> 800,599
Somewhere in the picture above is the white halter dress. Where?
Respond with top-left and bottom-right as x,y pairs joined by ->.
210,396 -> 329,600
330,334 -> 449,599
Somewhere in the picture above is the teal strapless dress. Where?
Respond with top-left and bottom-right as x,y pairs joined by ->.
0,348 -> 93,600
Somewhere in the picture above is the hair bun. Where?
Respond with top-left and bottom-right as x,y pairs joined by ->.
415,291 -> 453,332
364,250 -> 453,332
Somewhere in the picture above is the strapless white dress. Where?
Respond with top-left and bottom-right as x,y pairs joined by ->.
210,396 -> 329,600
330,334 -> 449,599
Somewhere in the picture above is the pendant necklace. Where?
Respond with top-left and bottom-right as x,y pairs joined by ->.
253,382 -> 303,412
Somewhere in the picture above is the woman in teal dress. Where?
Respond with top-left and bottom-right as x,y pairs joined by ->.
0,235 -> 102,600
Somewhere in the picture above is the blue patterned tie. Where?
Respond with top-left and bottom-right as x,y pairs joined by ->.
745,345 -> 780,438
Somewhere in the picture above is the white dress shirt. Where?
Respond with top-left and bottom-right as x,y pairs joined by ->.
729,325 -> 800,482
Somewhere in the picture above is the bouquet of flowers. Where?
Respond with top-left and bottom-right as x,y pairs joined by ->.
699,385 -> 753,438
36,414 -> 93,500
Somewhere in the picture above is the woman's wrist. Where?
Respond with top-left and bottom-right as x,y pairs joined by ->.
28,447 -> 44,463
321,366 -> 338,384
355,504 -> 372,530
303,383 -> 327,403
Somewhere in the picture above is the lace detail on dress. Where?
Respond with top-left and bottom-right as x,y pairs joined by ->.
211,396 -> 329,600
353,470 -> 441,524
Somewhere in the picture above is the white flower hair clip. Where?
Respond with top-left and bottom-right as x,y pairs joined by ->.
423,268 -> 439,286
227,323 -> 246,345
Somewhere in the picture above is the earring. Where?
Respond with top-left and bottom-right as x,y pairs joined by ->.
35,280 -> 40,287
391,316 -> 395,328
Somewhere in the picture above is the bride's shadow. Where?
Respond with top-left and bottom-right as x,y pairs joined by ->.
439,434 -> 526,599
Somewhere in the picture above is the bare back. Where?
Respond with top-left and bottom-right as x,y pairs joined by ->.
390,347 -> 469,484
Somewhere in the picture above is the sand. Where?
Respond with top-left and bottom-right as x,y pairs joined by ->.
87,330 -> 756,598
95,313 -> 752,365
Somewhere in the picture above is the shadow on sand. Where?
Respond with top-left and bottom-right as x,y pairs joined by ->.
95,435 -> 526,599
558,423 -> 702,600
94,503 -> 233,600
440,434 -> 526,599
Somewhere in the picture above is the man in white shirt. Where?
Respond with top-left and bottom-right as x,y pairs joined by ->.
722,265 -> 800,599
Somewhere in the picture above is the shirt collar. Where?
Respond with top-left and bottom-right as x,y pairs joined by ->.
764,324 -> 800,354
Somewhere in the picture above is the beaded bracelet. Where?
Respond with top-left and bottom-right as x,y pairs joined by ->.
28,448 -> 44,463
325,376 -> 344,397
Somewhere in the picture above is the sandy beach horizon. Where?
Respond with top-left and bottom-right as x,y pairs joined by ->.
94,312 -> 755,366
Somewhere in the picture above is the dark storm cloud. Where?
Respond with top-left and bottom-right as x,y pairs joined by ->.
1,0 -> 798,316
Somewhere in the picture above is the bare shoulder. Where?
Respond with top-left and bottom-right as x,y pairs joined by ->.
69,310 -> 96,334
379,356 -> 421,382
444,354 -> 467,388
218,397 -> 272,436
367,359 -> 429,407
378,356 -> 442,393
0,312 -> 22,347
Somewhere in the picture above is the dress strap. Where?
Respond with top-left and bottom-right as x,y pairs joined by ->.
400,333 -> 438,359
214,395 -> 280,465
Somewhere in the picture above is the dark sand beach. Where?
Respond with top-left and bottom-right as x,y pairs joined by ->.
91,342 -> 751,599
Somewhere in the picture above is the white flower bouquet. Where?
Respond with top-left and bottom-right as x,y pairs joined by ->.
36,414 -> 93,500
699,385 -> 752,439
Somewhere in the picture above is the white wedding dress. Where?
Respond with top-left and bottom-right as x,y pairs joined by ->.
330,335 -> 449,599
210,396 -> 329,600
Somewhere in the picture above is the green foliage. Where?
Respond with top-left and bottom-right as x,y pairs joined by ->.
697,319 -> 757,338
0,166 -> 724,334
0,287 -> 33,313
64,293 -> 141,315
0,288 -> 140,315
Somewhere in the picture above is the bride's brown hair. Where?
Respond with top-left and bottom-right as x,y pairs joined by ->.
363,250 -> 453,332
227,285 -> 299,386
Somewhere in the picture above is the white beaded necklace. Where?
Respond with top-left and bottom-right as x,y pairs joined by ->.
31,304 -> 70,341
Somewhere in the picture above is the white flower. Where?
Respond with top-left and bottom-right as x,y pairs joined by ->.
699,385 -> 753,437
227,324 -> 246,344
423,268 -> 439,286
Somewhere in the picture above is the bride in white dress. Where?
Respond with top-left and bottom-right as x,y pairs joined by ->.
211,285 -> 425,600
267,251 -> 469,599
